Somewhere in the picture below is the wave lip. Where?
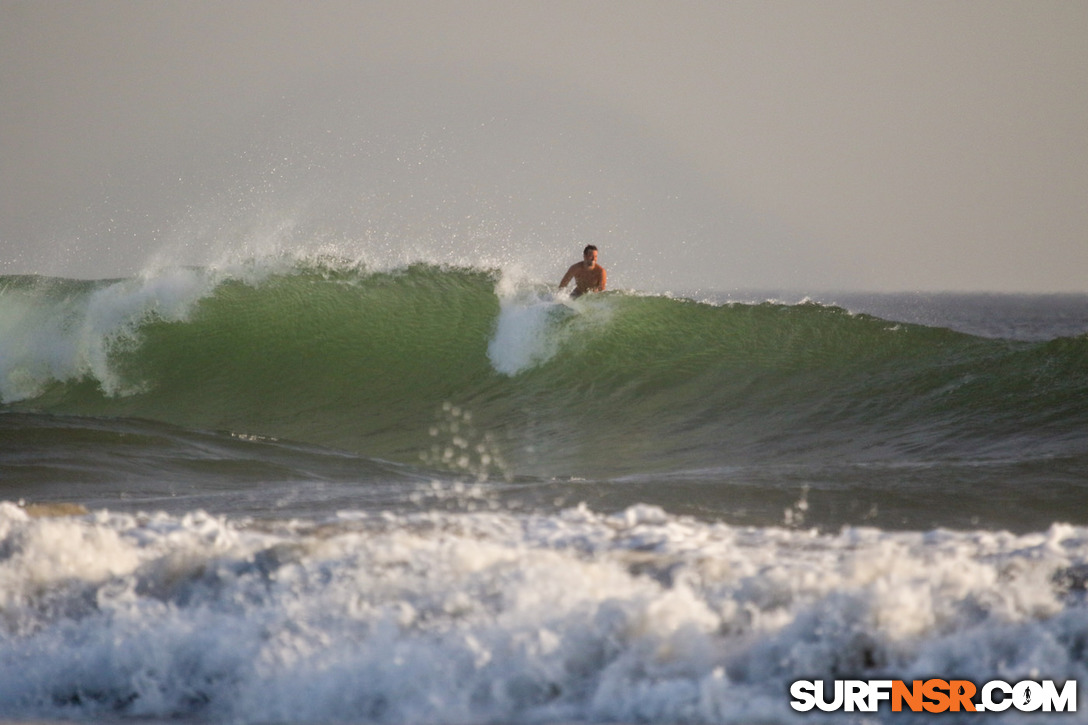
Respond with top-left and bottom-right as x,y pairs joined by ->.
0,269 -> 220,402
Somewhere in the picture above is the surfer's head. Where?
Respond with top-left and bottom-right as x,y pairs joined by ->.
583,245 -> 598,265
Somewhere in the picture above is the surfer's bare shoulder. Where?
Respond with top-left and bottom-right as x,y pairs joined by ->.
559,246 -> 606,297
561,261 -> 582,281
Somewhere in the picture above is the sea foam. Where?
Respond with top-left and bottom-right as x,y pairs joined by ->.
0,501 -> 1085,723
487,270 -> 616,376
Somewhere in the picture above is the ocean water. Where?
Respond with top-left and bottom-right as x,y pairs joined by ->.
1,260 -> 1087,723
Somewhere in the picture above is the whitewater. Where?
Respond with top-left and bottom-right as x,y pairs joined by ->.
2,258 -> 1088,724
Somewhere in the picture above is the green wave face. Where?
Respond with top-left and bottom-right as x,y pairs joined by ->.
3,265 -> 1086,478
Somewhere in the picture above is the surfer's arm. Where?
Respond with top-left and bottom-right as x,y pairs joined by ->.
558,264 -> 578,290
597,268 -> 606,292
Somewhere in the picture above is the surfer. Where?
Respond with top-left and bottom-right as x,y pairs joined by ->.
558,245 -> 607,298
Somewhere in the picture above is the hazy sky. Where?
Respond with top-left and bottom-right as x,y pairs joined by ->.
1,0 -> 1085,292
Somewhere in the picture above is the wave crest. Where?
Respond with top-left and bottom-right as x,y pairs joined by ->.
3,263 -> 1086,478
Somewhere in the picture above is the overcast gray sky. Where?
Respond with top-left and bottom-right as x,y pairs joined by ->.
1,0 -> 1085,292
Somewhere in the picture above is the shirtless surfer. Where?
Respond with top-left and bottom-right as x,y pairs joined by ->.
558,245 -> 607,298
